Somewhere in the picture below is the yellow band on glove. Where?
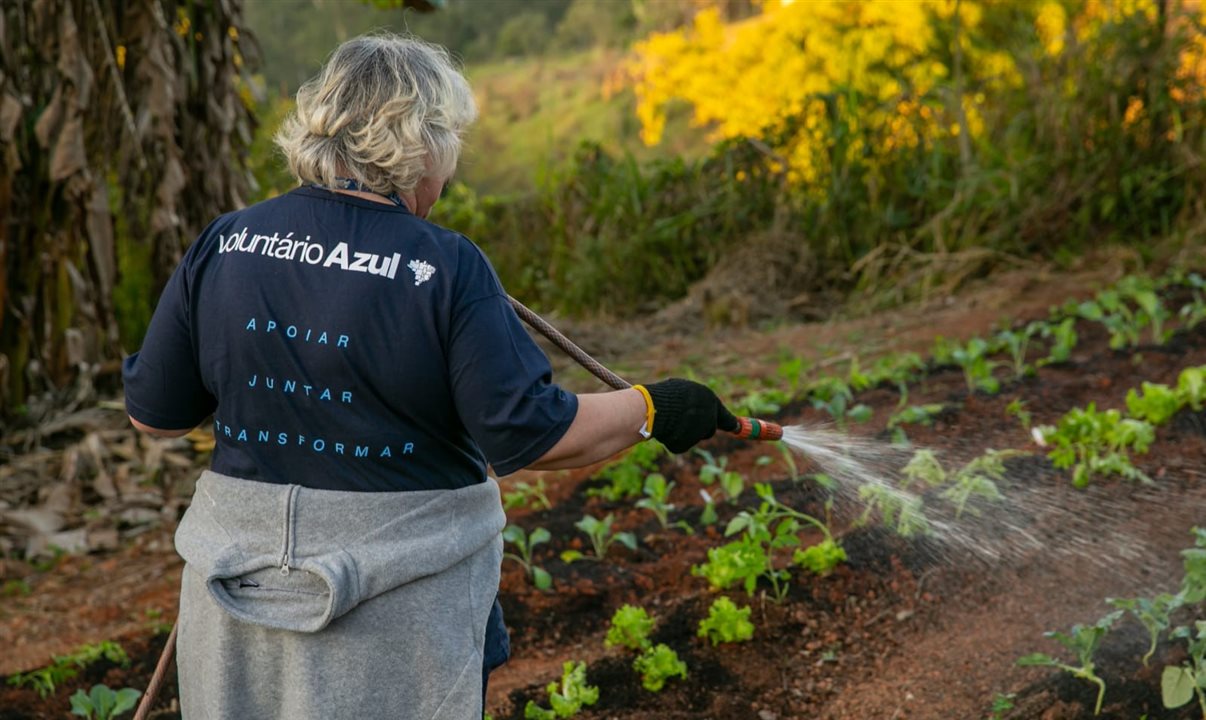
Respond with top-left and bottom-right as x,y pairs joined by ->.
632,384 -> 656,440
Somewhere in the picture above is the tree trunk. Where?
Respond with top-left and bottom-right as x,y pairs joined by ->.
0,0 -> 256,424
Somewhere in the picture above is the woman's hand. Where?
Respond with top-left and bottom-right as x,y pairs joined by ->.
640,378 -> 739,453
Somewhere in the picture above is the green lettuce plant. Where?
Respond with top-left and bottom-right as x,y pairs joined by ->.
1178,366 -> 1206,411
632,644 -> 687,692
503,479 -> 552,511
588,441 -> 664,501
605,605 -> 655,652
1038,403 -> 1155,487
1126,382 -> 1182,425
524,661 -> 599,719
697,597 -> 754,646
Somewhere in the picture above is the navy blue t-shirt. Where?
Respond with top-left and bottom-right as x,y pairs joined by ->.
123,186 -> 578,491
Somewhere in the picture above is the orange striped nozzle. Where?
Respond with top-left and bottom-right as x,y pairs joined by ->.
731,417 -> 784,442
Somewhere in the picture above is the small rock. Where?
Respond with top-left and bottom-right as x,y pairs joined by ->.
758,711 -> 778,720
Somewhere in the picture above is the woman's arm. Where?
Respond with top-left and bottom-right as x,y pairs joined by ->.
524,389 -> 647,471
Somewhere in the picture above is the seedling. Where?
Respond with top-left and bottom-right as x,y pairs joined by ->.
697,596 -> 754,646
1038,403 -> 1155,487
951,337 -> 1000,394
694,449 -> 745,503
635,473 -> 680,531
1126,382 -> 1182,425
809,377 -> 872,430
605,605 -> 655,651
70,684 -> 140,720
899,449 -> 946,489
995,322 -> 1043,380
858,483 -> 930,538
1178,366 -> 1206,411
588,442 -> 664,501
632,643 -> 687,692
574,514 -> 637,559
940,449 -> 1021,518
503,479 -> 552,512
1040,317 -> 1078,365
1017,611 -> 1121,715
793,537 -> 847,576
1179,273 -> 1206,329
1006,397 -> 1032,429
502,525 -> 553,590
697,483 -> 843,601
888,404 -> 948,444
7,642 -> 130,699
1162,621 -> 1206,717
523,661 -> 599,719
1108,593 -> 1180,666
987,692 -> 1016,720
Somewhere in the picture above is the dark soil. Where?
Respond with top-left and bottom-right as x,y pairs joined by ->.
1,272 -> 1204,719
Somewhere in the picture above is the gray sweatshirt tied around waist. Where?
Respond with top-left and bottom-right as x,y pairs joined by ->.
174,470 -> 506,719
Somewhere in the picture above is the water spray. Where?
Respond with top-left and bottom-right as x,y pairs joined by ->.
507,296 -> 784,442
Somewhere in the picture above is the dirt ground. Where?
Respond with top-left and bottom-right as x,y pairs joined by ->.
1,259 -> 1203,719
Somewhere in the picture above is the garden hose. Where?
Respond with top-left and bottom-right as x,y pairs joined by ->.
131,296 -> 784,720
506,295 -> 784,442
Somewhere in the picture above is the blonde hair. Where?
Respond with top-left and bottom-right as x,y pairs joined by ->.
275,34 -> 477,196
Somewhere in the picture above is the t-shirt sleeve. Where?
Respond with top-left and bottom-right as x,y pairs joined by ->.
122,245 -> 217,430
446,242 -> 578,476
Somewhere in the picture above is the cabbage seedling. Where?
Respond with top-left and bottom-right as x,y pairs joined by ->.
632,644 -> 687,692
940,449 -> 1022,518
574,514 -> 637,559
69,684 -> 140,720
1040,318 -> 1078,365
502,525 -> 553,590
605,605 -> 655,652
1038,403 -> 1155,487
951,337 -> 1000,394
635,473 -> 676,530
809,377 -> 872,430
523,661 -> 599,719
1017,611 -> 1122,716
995,322 -> 1043,380
1108,593 -> 1180,666
697,597 -> 754,646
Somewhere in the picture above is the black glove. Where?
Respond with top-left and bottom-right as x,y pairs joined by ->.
643,378 -> 740,453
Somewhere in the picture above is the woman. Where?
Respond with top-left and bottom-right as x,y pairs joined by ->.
123,34 -> 737,719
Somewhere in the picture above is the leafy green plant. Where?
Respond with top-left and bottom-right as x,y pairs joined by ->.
939,450 -> 1021,519
503,478 -> 552,511
1037,403 -> 1155,487
793,538 -> 848,576
1040,317 -> 1078,365
632,643 -> 687,692
1126,382 -> 1183,425
694,448 -> 745,503
1178,366 -> 1206,411
1017,611 -> 1122,716
588,441 -> 664,501
809,376 -> 872,430
503,525 -> 553,590
605,605 -> 655,651
1108,593 -> 1180,666
1179,273 -> 1206,330
987,692 -> 1016,719
70,684 -> 141,720
899,448 -> 946,489
1006,397 -> 1032,429
574,514 -> 637,559
887,403 -> 947,444
1162,621 -> 1206,717
1078,278 -> 1170,349
995,322 -> 1043,380
951,337 -> 1000,394
635,473 -> 677,530
524,661 -> 599,719
695,483 -> 843,601
857,483 -> 930,538
7,642 -> 130,700
697,596 -> 754,646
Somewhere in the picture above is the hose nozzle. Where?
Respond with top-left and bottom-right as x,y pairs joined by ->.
731,417 -> 784,442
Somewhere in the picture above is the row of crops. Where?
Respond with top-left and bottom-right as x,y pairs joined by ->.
497,269 -> 1206,719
